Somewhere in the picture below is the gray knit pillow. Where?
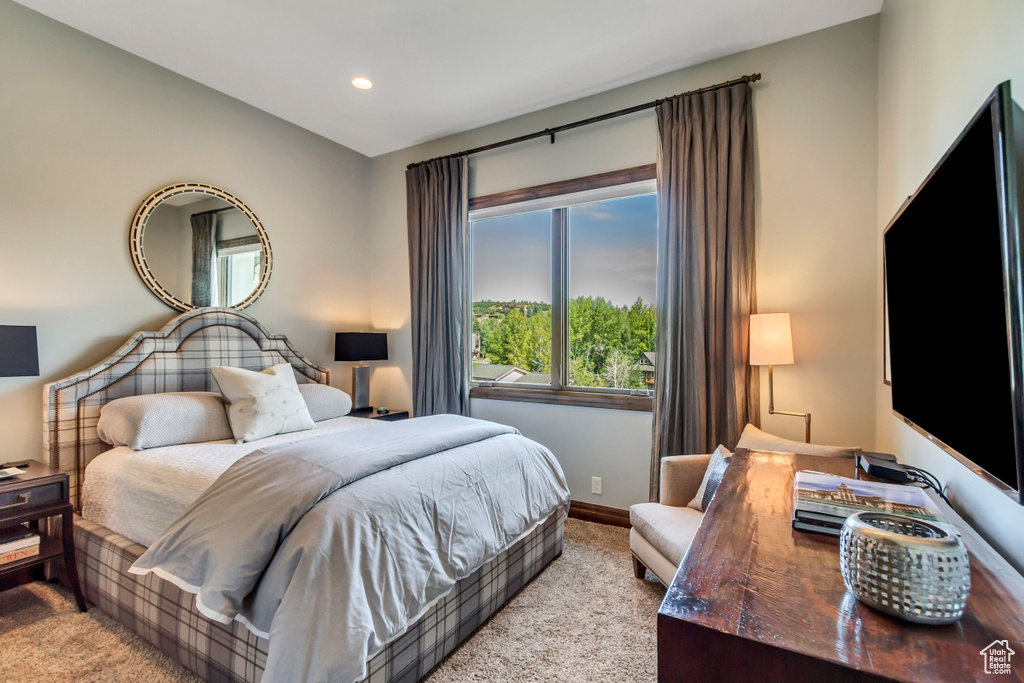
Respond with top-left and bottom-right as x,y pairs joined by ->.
687,445 -> 733,512
297,384 -> 352,422
97,392 -> 233,450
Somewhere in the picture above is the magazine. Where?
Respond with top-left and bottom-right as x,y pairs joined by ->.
0,466 -> 26,480
792,470 -> 957,537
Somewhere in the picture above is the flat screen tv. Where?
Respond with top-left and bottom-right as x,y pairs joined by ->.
884,81 -> 1024,503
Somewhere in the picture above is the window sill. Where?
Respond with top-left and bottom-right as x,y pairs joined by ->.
469,385 -> 652,412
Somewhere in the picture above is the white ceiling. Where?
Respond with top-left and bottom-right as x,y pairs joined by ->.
15,0 -> 882,157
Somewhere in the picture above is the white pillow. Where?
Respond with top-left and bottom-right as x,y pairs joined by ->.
687,445 -> 733,512
735,423 -> 860,458
211,364 -> 316,443
297,383 -> 352,422
98,392 -> 233,450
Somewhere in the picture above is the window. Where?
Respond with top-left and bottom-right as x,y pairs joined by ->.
469,166 -> 657,409
568,195 -> 657,391
217,241 -> 263,307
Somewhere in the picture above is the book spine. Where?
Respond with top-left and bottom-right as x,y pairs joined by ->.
794,510 -> 845,524
0,534 -> 41,555
792,521 -> 842,537
0,544 -> 40,565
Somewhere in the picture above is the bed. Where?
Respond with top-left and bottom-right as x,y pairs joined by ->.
44,307 -> 567,683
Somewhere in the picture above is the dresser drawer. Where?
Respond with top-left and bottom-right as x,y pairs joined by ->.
0,481 -> 64,512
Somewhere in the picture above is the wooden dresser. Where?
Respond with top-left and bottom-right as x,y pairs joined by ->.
658,449 -> 1024,682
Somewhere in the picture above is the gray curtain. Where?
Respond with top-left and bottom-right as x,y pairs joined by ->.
190,212 -> 216,307
650,83 -> 759,501
406,156 -> 471,417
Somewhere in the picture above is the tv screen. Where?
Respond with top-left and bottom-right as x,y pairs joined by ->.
884,82 -> 1024,500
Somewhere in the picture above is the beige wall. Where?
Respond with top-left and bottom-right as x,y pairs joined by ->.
876,0 -> 1024,572
10,0 -> 1021,564
368,17 -> 880,509
9,0 -> 1024,568
0,1 -> 372,462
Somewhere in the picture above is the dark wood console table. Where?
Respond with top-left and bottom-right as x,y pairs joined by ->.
658,449 -> 1024,682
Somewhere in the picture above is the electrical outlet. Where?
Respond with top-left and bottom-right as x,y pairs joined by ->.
591,476 -> 603,495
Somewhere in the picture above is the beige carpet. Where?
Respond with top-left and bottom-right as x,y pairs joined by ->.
0,519 -> 664,682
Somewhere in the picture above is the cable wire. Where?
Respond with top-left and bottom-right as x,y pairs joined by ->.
902,464 -> 949,505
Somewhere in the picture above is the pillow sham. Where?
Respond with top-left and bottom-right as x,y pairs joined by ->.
687,445 -> 732,512
211,364 -> 316,443
297,383 -> 353,422
97,392 -> 233,451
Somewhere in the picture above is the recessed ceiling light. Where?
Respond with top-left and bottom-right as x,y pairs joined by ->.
351,77 -> 373,90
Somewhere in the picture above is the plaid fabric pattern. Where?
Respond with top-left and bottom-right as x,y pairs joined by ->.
53,307 -> 566,681
75,512 -> 564,683
43,308 -> 330,509
75,516 -> 266,683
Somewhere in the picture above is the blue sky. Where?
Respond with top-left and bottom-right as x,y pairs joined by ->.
472,193 -> 657,307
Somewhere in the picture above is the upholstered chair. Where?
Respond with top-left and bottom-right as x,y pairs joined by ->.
630,423 -> 860,586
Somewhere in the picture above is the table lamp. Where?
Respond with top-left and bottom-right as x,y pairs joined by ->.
0,325 -> 40,378
749,313 -> 810,443
334,332 -> 388,410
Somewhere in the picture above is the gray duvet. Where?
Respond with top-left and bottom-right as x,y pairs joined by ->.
130,414 -> 570,683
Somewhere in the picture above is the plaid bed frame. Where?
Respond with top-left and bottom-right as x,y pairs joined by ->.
43,308 -> 329,509
74,512 -> 564,683
49,307 -> 566,681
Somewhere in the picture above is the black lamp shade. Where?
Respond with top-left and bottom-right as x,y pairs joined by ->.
334,332 -> 388,362
0,325 -> 39,377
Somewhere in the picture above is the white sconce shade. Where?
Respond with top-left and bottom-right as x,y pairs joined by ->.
749,313 -> 794,366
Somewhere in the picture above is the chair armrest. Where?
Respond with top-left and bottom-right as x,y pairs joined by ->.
659,454 -> 713,507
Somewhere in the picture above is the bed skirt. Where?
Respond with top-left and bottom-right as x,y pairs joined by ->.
73,512 -> 564,683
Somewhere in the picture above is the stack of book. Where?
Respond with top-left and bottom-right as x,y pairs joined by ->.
0,524 -> 41,565
792,470 -> 955,537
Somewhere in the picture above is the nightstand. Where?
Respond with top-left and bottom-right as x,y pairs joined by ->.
0,460 -> 86,611
349,407 -> 410,422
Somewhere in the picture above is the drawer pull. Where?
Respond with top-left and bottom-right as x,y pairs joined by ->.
0,491 -> 31,510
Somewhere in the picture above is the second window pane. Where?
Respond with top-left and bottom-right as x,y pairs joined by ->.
568,194 -> 657,390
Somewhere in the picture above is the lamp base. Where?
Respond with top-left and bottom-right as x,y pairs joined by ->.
352,366 -> 371,410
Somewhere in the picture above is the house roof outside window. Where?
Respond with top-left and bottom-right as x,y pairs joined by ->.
634,352 -> 656,371
472,363 -> 550,384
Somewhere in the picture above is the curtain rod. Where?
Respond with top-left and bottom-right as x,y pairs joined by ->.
192,206 -> 237,216
407,73 -> 761,170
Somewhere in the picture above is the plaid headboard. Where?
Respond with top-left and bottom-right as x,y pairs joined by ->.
43,307 -> 330,509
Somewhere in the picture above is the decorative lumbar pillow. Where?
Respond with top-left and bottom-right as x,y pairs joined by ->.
736,423 -> 860,459
97,392 -> 234,451
211,364 -> 316,443
687,445 -> 733,512
297,383 -> 353,422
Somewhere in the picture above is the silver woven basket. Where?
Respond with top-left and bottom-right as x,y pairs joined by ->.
839,512 -> 970,624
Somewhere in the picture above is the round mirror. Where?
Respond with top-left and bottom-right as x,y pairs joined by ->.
130,183 -> 272,311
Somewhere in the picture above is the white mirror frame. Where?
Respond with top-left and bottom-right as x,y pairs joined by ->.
130,182 -> 273,312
